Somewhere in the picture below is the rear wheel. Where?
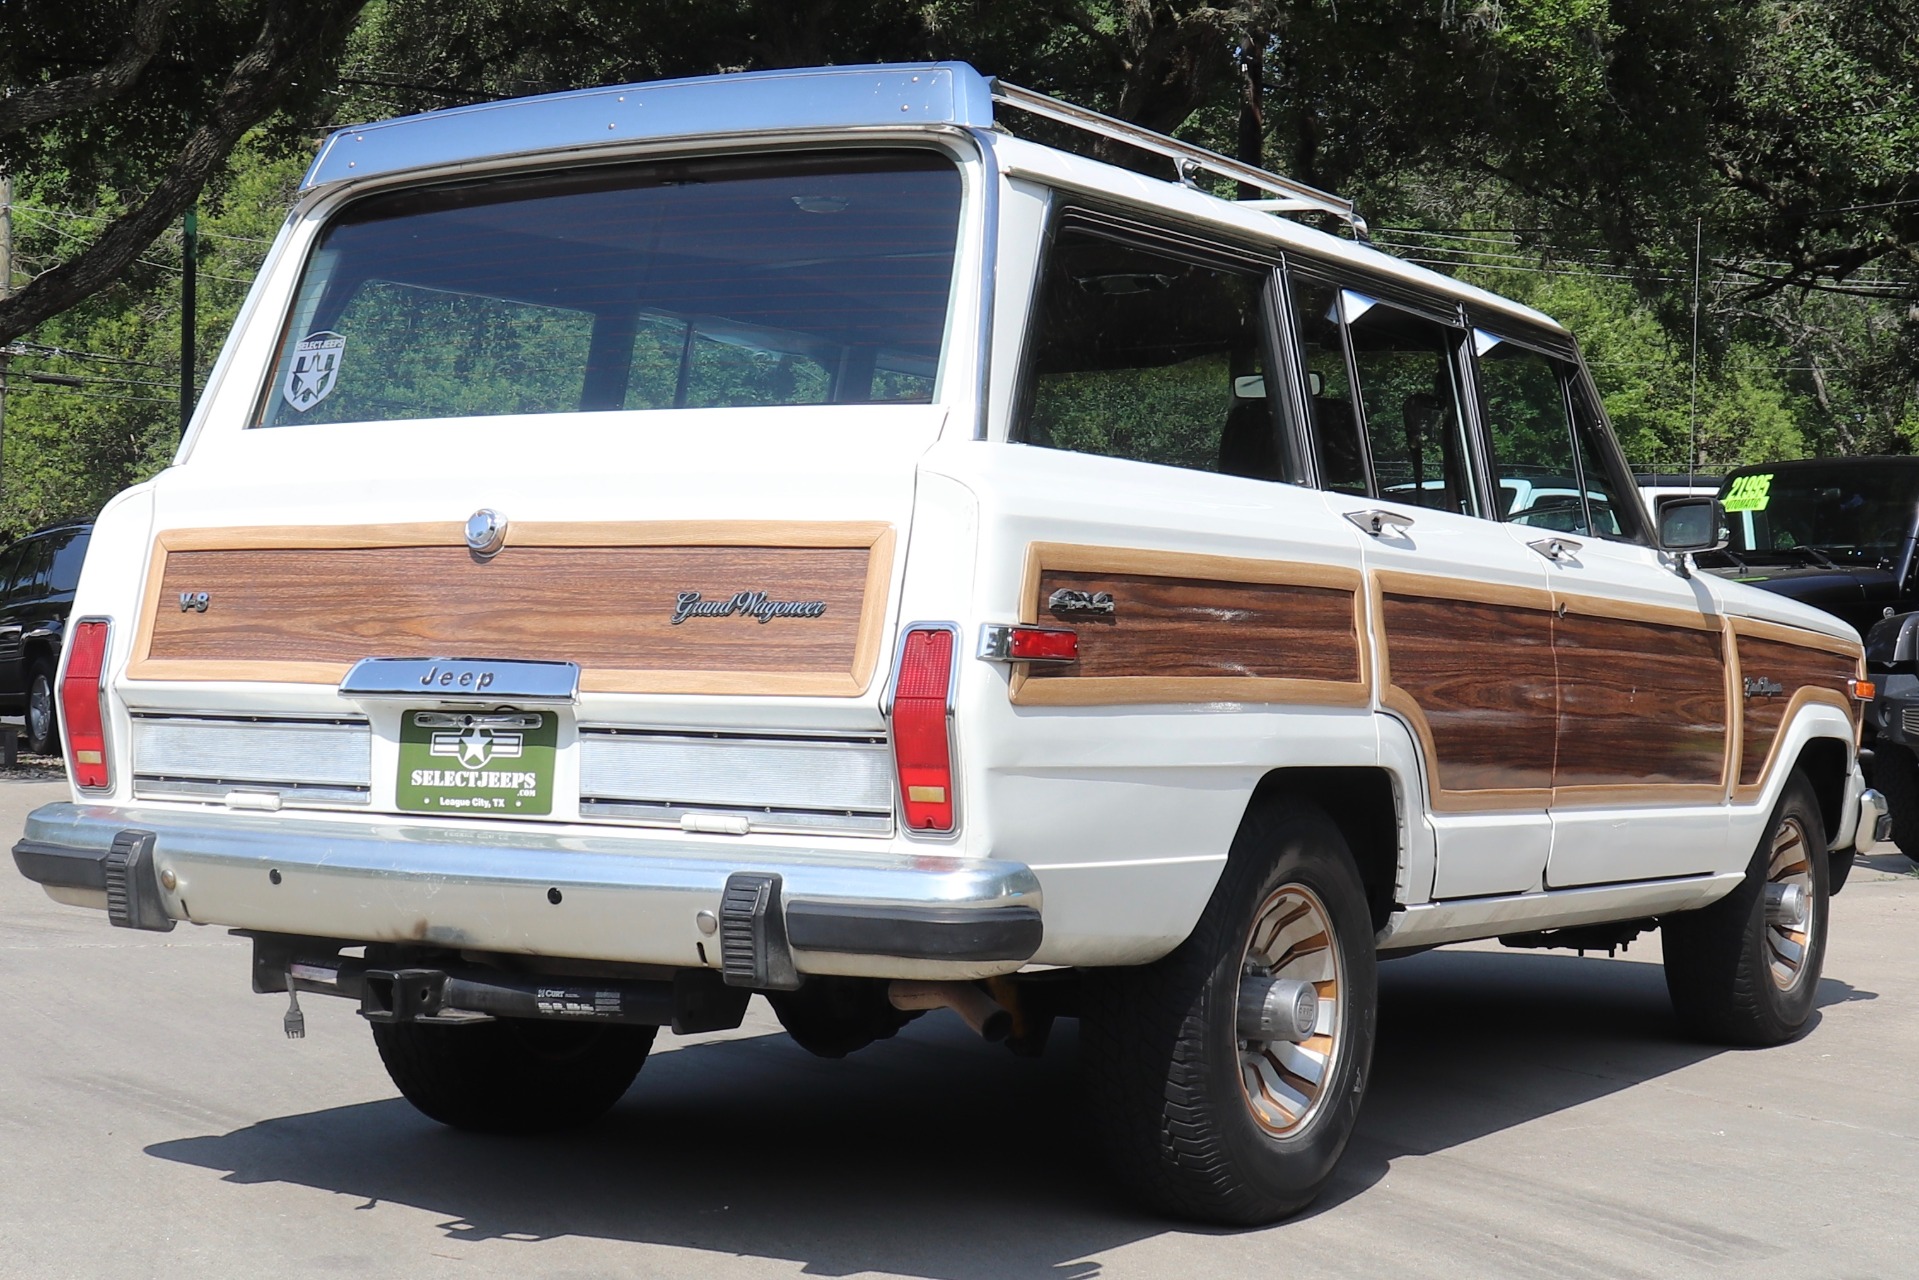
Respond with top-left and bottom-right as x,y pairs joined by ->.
1080,796 -> 1377,1225
23,658 -> 56,756
371,1017 -> 655,1133
1663,770 -> 1829,1045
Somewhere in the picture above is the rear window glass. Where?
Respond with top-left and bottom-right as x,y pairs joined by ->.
257,151 -> 962,426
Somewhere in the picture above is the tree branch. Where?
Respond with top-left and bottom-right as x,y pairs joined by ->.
0,0 -> 370,346
0,0 -> 179,138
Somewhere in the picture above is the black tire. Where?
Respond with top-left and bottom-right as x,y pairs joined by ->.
1079,795 -> 1377,1225
1868,743 -> 1919,864
371,1017 -> 655,1133
1663,770 -> 1829,1046
23,657 -> 57,756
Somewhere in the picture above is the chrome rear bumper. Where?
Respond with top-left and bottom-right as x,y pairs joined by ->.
12,802 -> 1042,980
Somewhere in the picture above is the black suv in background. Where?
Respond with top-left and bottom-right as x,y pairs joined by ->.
1698,458 -> 1919,855
0,520 -> 92,755
1697,457 -> 1919,636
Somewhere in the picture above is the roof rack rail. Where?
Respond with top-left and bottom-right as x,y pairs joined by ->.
989,79 -> 1369,242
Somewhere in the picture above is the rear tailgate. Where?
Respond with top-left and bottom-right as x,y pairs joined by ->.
118,408 -> 936,834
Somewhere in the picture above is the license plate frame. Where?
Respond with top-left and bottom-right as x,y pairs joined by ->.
396,709 -> 558,817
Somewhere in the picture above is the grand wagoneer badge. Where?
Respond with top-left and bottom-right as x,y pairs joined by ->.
671,591 -> 828,624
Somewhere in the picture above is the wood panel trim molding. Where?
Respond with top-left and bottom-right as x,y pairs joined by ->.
1372,577 -> 1557,813
1007,543 -> 1371,708
127,521 -> 895,697
1374,570 -> 1734,811
1727,616 -> 1862,805
1728,615 -> 1865,660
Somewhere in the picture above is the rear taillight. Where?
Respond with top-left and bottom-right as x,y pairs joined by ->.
62,619 -> 111,789
889,624 -> 956,833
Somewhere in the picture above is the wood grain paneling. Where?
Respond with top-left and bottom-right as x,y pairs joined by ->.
1379,588 -> 1557,797
1552,610 -> 1728,792
1734,630 -> 1860,790
130,522 -> 894,696
1026,571 -> 1360,681
1008,545 -> 1368,708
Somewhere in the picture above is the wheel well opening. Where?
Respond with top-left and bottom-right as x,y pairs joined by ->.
1250,767 -> 1399,933
1795,736 -> 1848,845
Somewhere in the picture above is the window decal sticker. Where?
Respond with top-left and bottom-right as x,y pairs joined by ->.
281,331 -> 345,413
1722,472 -> 1773,513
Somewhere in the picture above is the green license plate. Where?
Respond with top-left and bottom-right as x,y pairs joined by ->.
397,710 -> 557,816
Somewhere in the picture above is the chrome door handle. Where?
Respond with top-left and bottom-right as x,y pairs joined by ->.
1528,536 -> 1583,563
1344,509 -> 1415,538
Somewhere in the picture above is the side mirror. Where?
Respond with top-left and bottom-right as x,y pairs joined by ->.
1655,494 -> 1726,554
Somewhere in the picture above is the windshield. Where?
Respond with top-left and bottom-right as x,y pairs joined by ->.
257,150 -> 962,426
1720,466 -> 1919,566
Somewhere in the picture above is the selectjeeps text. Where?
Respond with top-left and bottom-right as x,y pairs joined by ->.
9,64 -> 1888,1224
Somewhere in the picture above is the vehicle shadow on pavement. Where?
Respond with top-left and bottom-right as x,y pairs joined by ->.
1317,947 -> 1867,1220
146,948 -> 1867,1278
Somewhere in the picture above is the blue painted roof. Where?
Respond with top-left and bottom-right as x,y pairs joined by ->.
302,63 -> 995,189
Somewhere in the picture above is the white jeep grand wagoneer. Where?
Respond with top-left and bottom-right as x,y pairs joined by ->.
11,63 -> 1888,1224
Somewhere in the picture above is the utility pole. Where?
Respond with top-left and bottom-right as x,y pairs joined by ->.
179,204 -> 196,438
1,174 -> 12,506
1688,216 -> 1702,483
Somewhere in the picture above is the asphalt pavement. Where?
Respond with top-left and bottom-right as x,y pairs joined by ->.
3,773 -> 1917,1279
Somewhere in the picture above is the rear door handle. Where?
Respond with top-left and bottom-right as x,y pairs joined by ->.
1528,536 -> 1583,563
1344,509 -> 1415,538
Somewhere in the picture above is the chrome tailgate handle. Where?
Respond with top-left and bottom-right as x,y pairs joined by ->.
1344,508 -> 1415,538
339,657 -> 580,704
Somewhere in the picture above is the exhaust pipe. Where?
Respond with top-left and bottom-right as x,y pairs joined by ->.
888,980 -> 1012,1042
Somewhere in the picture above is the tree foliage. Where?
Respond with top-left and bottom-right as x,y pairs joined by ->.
2,0 -> 1917,533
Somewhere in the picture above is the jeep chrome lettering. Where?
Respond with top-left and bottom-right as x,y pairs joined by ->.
419,664 -> 495,691
671,590 -> 828,624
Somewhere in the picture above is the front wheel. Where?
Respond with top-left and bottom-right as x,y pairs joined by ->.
1663,770 -> 1829,1045
372,1016 -> 656,1133
1079,796 -> 1377,1225
23,658 -> 57,756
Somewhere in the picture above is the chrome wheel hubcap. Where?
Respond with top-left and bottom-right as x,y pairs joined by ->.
27,676 -> 51,746
1764,815 -> 1816,992
1236,884 -> 1342,1137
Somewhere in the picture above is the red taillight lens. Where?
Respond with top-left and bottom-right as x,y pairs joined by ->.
62,620 -> 110,789
1007,626 -> 1079,662
891,627 -> 955,832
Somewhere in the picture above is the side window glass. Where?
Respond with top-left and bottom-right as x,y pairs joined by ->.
10,541 -> 51,601
1344,295 -> 1478,516
1289,277 -> 1367,496
48,533 -> 89,595
1568,385 -> 1639,541
1476,332 -> 1589,534
0,546 -> 23,604
1023,226 -> 1278,479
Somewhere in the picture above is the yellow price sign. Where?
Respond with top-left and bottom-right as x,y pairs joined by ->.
1722,472 -> 1773,512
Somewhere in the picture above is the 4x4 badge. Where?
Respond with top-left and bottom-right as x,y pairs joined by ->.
1049,588 -> 1116,616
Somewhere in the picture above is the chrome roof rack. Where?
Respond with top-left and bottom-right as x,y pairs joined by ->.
989,79 -> 1369,242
